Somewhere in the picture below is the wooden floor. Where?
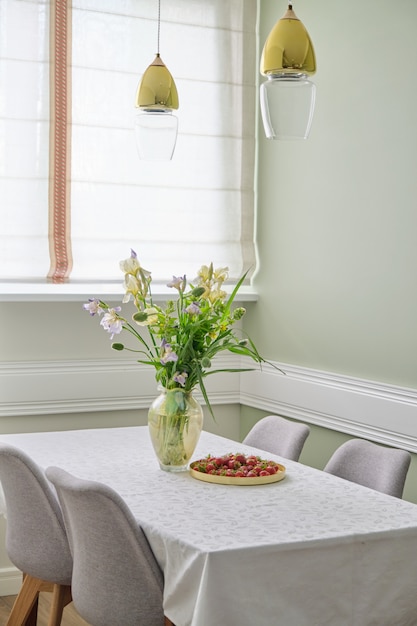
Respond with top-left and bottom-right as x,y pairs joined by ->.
0,592 -> 90,626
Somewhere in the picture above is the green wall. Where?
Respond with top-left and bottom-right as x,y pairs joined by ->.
242,0 -> 417,503
246,0 -> 417,387
240,407 -> 350,470
240,406 -> 417,504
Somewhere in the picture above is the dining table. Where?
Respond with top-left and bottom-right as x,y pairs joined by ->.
1,425 -> 417,626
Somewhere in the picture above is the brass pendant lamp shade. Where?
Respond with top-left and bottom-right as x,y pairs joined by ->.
260,3 -> 317,140
134,1 -> 179,160
135,54 -> 179,111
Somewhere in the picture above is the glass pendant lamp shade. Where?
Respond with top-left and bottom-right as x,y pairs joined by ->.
134,54 -> 179,161
134,110 -> 178,161
260,75 -> 315,140
260,3 -> 316,140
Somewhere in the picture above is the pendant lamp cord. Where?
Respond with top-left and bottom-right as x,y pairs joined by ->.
157,0 -> 161,55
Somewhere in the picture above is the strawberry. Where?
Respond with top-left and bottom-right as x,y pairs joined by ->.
191,452 -> 283,479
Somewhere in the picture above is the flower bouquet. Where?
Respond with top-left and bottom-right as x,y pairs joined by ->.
84,250 -> 270,470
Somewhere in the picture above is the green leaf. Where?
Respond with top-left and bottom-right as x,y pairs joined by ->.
222,270 -> 249,319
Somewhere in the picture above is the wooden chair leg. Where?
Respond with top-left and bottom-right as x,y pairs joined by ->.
22,597 -> 38,626
24,574 -> 53,626
6,574 -> 44,626
47,584 -> 72,626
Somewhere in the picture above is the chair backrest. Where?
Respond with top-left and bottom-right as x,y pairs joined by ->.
242,415 -> 310,461
46,466 -> 165,626
0,443 -> 72,585
323,438 -> 411,498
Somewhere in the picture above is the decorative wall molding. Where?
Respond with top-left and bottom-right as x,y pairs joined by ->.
0,357 -> 241,417
0,357 -> 416,450
240,362 -> 417,453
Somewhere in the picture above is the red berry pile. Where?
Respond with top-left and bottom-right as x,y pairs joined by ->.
191,453 -> 282,478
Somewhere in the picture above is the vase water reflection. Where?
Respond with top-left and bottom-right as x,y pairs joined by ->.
148,387 -> 204,471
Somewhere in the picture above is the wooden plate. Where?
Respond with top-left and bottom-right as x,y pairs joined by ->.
189,461 -> 286,485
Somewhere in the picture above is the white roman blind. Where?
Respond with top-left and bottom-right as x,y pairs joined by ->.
0,0 -> 50,280
0,0 -> 257,288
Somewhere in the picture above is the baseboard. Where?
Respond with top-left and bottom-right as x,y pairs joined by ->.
0,566 -> 22,596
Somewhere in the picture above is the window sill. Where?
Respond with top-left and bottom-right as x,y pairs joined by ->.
0,282 -> 259,303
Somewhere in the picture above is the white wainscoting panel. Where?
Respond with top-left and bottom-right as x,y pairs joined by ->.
0,357 -> 241,417
0,357 -> 416,450
240,362 -> 417,452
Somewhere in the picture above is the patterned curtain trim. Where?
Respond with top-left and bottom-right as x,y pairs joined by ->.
48,0 -> 73,283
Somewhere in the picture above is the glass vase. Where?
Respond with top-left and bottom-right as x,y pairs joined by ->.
148,387 -> 204,472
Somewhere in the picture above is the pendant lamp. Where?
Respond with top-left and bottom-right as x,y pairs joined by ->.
260,3 -> 316,140
134,0 -> 179,160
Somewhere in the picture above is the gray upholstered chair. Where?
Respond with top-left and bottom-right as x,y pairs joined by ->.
242,414 -> 310,461
46,466 -> 175,626
0,444 -> 72,626
323,438 -> 411,498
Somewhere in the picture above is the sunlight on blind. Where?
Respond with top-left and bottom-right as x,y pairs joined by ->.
0,0 -> 50,279
0,0 -> 257,287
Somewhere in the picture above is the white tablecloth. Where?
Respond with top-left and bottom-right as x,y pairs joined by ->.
1,426 -> 417,626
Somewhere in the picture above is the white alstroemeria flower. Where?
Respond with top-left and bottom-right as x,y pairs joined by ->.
160,340 -> 178,365
100,307 -> 123,340
83,298 -> 103,316
213,266 -> 229,285
167,275 -> 186,292
119,249 -> 141,275
185,302 -> 201,316
208,288 -> 227,304
122,274 -> 141,303
173,372 -> 188,387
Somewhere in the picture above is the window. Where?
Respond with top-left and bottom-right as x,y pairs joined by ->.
0,0 -> 257,290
